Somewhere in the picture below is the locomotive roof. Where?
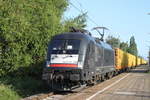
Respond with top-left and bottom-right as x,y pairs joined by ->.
98,41 -> 113,50
52,32 -> 113,50
52,32 -> 94,41
94,37 -> 113,50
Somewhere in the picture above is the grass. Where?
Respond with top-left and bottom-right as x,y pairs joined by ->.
0,84 -> 20,100
0,76 -> 49,100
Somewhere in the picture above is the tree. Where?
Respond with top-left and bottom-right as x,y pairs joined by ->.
128,36 -> 138,56
0,0 -> 88,76
62,12 -> 87,32
105,35 -> 138,56
120,42 -> 129,52
0,0 -> 67,76
105,35 -> 120,48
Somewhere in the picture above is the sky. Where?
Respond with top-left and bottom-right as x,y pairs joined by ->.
64,0 -> 150,59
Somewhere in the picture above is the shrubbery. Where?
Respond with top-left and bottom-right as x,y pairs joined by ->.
0,0 -> 68,76
0,0 -> 86,77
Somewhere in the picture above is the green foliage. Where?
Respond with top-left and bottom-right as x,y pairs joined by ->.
0,84 -> 20,100
0,76 -> 49,99
0,0 -> 88,76
128,36 -> 138,56
120,42 -> 129,52
106,35 -> 120,48
63,12 -> 87,32
105,35 -> 138,56
0,0 -> 69,76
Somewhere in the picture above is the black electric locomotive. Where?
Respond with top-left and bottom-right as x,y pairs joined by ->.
42,31 -> 115,91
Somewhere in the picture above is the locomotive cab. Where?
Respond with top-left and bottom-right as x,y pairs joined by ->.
42,32 -> 115,91
43,32 -> 90,90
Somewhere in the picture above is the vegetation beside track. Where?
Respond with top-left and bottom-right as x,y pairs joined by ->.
0,84 -> 20,100
0,76 -> 49,100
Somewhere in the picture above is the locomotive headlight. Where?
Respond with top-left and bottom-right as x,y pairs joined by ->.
46,61 -> 50,67
78,62 -> 83,69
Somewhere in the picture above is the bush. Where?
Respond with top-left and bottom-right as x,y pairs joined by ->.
0,84 -> 20,100
0,76 -> 49,98
0,0 -> 68,76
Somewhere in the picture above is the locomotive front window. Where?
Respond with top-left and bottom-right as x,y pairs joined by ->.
51,40 -> 65,50
51,39 -> 80,54
66,40 -> 80,50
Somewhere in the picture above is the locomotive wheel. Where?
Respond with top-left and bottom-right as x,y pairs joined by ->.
97,75 -> 102,83
109,72 -> 113,79
113,71 -> 117,76
87,80 -> 93,86
101,74 -> 106,81
87,77 -> 97,86
107,72 -> 111,79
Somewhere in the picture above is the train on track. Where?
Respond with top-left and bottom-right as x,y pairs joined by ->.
42,29 -> 147,91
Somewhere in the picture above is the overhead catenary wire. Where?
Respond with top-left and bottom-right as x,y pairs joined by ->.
69,0 -> 109,30
69,1 -> 99,27
69,0 -> 109,40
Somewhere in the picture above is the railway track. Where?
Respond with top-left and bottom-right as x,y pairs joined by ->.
22,92 -> 53,100
23,65 -> 149,100
22,74 -> 119,100
22,84 -> 88,100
